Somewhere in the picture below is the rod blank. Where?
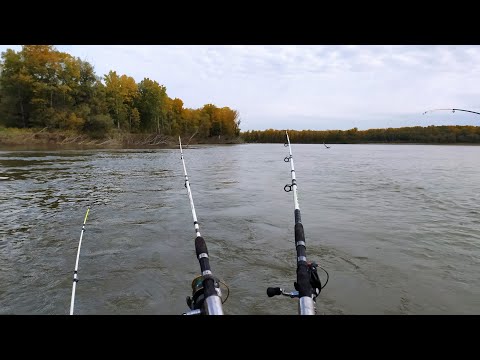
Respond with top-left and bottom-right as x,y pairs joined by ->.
179,137 -> 224,315
284,131 -> 316,315
70,207 -> 90,315
423,108 -> 480,116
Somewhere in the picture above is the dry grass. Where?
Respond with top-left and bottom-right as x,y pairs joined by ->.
0,127 -> 242,149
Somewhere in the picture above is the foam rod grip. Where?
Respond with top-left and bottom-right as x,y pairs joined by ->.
195,236 -> 208,257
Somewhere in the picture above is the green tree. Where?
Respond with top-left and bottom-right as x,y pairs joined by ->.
104,71 -> 138,130
135,78 -> 167,132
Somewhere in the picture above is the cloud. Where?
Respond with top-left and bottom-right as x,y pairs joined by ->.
1,45 -> 480,130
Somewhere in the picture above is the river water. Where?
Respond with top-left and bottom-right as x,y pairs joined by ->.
0,144 -> 479,314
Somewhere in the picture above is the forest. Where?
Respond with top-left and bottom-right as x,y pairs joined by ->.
0,45 -> 241,141
242,126 -> 480,144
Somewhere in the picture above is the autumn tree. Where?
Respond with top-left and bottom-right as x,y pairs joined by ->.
0,45 -> 242,140
104,71 -> 138,131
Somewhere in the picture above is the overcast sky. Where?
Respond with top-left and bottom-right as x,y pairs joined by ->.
1,45 -> 480,131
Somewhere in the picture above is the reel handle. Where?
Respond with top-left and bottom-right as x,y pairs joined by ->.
267,287 -> 282,297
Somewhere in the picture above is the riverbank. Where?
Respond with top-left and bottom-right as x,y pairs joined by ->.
0,127 -> 243,150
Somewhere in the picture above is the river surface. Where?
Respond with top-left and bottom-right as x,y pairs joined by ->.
0,144 -> 479,314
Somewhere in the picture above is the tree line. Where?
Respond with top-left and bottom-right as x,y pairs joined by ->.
0,45 -> 241,139
3,46 -> 478,144
241,126 -> 480,144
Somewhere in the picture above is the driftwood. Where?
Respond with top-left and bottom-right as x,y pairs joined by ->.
185,129 -> 198,148
121,133 -> 169,146
61,135 -> 82,144
29,127 -> 48,139
97,138 -> 114,146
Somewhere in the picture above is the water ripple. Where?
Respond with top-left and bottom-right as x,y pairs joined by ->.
1,144 -> 479,314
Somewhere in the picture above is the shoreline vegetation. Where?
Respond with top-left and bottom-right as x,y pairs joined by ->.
241,126 -> 480,144
1,46 -> 479,150
1,124 -> 480,151
0,46 -> 241,148
0,127 -> 243,150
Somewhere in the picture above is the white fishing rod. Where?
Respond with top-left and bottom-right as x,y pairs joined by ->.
267,131 -> 328,315
70,207 -> 90,315
179,137 -> 224,315
423,108 -> 480,116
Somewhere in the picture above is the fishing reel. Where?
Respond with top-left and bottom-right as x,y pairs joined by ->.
267,261 -> 324,301
183,275 -> 224,315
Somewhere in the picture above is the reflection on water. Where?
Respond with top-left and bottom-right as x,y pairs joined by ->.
0,144 -> 479,314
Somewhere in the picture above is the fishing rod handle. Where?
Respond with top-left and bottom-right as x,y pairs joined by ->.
295,221 -> 312,298
204,296 -> 224,315
195,236 -> 219,298
194,236 -> 224,315
195,236 -> 213,279
299,297 -> 316,315
295,221 -> 317,314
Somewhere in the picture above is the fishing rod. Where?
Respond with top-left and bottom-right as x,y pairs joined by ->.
179,137 -> 225,315
423,108 -> 480,116
70,207 -> 90,315
267,131 -> 328,315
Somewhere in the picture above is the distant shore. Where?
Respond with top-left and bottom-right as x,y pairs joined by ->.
1,127 -> 479,151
